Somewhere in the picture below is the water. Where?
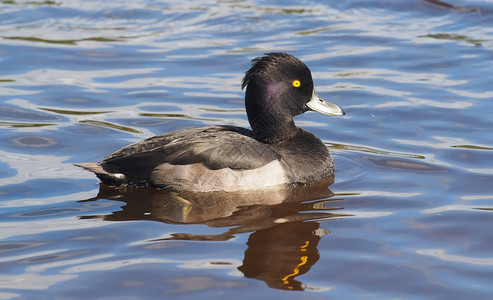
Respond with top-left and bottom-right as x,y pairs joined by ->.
1,0 -> 493,298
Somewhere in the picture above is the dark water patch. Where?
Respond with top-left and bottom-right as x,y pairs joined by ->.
25,89 -> 123,109
452,144 -> 493,151
138,112 -> 221,122
0,104 -> 64,122
17,249 -> 90,265
40,107 -> 111,116
3,36 -> 124,45
138,104 -> 184,113
328,142 -> 426,159
119,117 -> 174,128
419,33 -> 485,47
11,207 -> 84,219
423,0 -> 481,13
0,121 -> 55,128
0,178 -> 95,201
0,242 -> 46,254
366,156 -> 444,172
12,136 -> 58,148
197,107 -> 245,113
0,133 -> 67,154
442,146 -> 493,171
0,0 -> 60,5
78,120 -> 142,134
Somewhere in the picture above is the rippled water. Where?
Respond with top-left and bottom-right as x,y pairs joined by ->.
1,0 -> 493,298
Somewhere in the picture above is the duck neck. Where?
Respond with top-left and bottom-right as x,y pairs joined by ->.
245,79 -> 300,143
248,112 -> 298,144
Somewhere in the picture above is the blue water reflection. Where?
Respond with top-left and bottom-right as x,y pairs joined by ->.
1,0 -> 493,298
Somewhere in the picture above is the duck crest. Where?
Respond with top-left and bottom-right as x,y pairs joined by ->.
242,53 -> 300,90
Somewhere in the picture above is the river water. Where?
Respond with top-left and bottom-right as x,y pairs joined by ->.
1,0 -> 493,298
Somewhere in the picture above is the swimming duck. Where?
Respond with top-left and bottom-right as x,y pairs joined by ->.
76,53 -> 344,192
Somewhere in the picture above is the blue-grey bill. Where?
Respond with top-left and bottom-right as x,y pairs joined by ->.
306,90 -> 345,116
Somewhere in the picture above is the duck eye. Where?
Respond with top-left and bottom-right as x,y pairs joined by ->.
292,80 -> 301,88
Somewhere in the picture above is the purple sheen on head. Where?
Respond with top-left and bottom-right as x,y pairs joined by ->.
264,82 -> 284,104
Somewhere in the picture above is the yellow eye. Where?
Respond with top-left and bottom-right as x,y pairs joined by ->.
292,80 -> 301,88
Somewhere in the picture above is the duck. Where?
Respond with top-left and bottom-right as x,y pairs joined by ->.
75,53 -> 345,192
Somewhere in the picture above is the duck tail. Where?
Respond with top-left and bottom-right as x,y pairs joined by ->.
74,162 -> 127,186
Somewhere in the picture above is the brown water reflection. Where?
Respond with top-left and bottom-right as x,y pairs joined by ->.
79,178 -> 349,290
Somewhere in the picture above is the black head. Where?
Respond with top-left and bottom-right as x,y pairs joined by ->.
242,53 -> 314,118
241,53 -> 344,143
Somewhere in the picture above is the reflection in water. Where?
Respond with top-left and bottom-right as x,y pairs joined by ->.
423,0 -> 480,13
239,221 -> 327,290
79,179 -> 349,290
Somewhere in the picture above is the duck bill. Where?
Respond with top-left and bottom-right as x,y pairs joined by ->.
306,90 -> 345,116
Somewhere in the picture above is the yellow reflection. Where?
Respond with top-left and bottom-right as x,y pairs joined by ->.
282,254 -> 309,288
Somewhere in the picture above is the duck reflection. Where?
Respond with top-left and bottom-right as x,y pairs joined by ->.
79,178 -> 348,290
239,221 -> 328,290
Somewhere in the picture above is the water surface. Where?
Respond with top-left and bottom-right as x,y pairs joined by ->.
1,0 -> 493,298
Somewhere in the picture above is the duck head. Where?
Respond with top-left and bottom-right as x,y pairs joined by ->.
242,53 -> 344,143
